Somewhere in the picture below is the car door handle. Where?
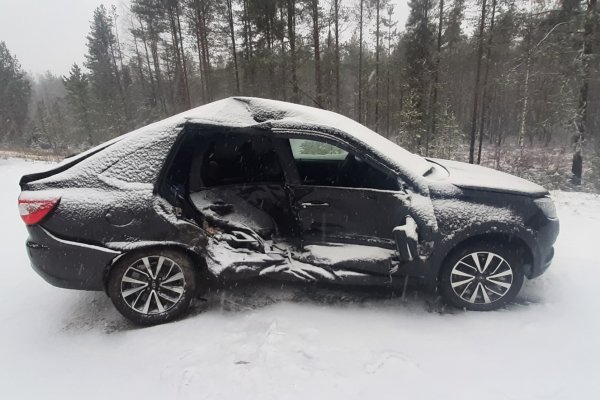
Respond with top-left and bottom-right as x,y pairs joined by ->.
300,202 -> 329,208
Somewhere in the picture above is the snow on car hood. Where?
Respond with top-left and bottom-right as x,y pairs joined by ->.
429,158 -> 548,196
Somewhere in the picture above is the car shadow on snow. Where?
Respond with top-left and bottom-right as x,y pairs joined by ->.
191,279 -> 434,314
59,277 -> 547,334
59,279 -> 438,334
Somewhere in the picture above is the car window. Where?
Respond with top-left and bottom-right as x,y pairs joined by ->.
201,134 -> 284,187
290,138 -> 348,161
288,138 -> 399,191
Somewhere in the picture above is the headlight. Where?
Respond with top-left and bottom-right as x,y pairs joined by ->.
534,197 -> 558,219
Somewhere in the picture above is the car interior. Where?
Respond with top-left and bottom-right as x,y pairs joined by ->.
161,127 -> 402,241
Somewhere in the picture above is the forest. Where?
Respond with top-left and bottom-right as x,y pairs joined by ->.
0,0 -> 598,190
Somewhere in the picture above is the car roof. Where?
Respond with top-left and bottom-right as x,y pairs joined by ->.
48,97 -> 430,190
175,97 -> 431,180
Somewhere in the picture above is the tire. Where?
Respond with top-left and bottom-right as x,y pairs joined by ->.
439,242 -> 525,311
108,249 -> 197,326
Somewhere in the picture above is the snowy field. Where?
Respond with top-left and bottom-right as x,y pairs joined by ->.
1,157 -> 599,399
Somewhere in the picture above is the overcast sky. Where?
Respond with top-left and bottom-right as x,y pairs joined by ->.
0,0 -> 409,78
0,0 -> 125,77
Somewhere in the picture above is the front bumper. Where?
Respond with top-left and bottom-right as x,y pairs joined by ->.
26,226 -> 120,291
529,217 -> 559,278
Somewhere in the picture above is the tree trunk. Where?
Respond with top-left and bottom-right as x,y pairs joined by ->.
429,0 -> 444,157
242,0 -> 255,89
106,20 -> 129,129
200,9 -> 211,101
468,0 -> 487,164
518,52 -> 531,160
146,21 -> 167,115
131,20 -> 147,94
226,0 -> 241,94
375,0 -> 381,131
192,0 -> 207,101
334,0 -> 340,111
311,0 -> 323,107
175,0 -> 191,108
518,16 -> 533,162
166,0 -> 187,110
266,13 -> 276,99
280,6 -> 287,100
358,0 -> 364,122
571,0 -> 597,185
477,0 -> 496,164
287,0 -> 299,102
386,7 -> 392,138
137,18 -> 158,108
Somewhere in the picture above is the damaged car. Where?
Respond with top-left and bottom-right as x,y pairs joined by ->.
18,97 -> 559,325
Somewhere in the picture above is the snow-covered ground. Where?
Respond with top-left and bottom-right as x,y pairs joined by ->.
1,157 -> 599,399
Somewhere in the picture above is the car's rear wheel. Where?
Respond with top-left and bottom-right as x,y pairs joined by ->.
439,242 -> 525,311
108,249 -> 197,325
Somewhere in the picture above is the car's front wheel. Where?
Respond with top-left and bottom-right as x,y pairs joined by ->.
439,242 -> 525,311
108,249 -> 197,325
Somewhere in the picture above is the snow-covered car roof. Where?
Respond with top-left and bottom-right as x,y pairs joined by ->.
49,97 -> 431,188
180,97 -> 432,178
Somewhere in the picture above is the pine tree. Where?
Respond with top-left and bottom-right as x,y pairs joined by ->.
225,0 -> 241,94
85,5 -> 129,136
63,64 -> 94,145
404,0 -> 434,151
131,0 -> 169,115
0,42 -> 31,142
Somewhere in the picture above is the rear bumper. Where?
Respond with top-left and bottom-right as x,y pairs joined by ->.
26,226 -> 120,291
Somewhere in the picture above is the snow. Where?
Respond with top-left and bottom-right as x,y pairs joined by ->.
28,123 -> 179,189
227,97 -> 432,178
2,157 -> 600,399
303,243 -> 395,264
42,96 -> 431,187
431,158 -> 549,196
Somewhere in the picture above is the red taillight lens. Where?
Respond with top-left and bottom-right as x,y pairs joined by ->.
18,193 -> 61,225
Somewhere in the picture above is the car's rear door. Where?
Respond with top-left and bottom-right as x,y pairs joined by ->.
188,131 -> 297,240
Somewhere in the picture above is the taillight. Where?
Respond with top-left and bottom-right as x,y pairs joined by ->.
18,193 -> 61,225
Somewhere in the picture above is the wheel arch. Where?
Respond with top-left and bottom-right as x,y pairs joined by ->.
102,243 -> 208,294
435,232 -> 534,281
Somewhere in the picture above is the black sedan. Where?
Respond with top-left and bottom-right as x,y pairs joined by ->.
18,97 -> 559,325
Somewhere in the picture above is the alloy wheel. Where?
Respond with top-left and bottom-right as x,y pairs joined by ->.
450,251 -> 514,304
120,256 -> 186,315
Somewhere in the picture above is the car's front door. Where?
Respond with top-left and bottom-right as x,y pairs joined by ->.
280,136 -> 416,274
